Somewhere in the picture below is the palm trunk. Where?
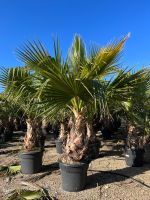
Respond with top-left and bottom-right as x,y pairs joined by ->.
23,119 -> 42,151
3,117 -> 14,135
59,122 -> 65,140
42,119 -> 48,136
86,121 -> 94,140
126,124 -> 146,149
62,113 -> 93,163
14,117 -> 21,131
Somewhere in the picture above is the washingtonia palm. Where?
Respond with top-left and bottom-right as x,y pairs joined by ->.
3,34 -> 149,163
124,77 -> 150,148
0,93 -> 18,138
0,67 -> 47,150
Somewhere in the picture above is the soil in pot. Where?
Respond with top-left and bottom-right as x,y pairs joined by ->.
125,148 -> 145,167
20,150 -> 43,174
59,162 -> 89,192
55,139 -> 63,154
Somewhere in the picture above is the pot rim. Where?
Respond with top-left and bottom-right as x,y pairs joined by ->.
59,161 -> 89,168
19,150 -> 42,155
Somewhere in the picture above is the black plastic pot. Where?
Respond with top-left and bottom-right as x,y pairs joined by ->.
144,144 -> 150,163
0,133 -> 6,142
20,150 -> 43,174
89,140 -> 101,159
5,133 -> 13,141
55,139 -> 63,154
59,162 -> 89,192
101,127 -> 113,139
125,148 -> 145,167
39,136 -> 46,150
4,128 -> 13,141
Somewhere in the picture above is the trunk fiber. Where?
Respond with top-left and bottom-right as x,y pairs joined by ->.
23,119 -> 42,151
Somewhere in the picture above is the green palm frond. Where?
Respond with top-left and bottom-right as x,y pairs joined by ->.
80,34 -> 130,79
0,93 -> 21,119
68,35 -> 87,75
0,164 -> 21,176
16,40 -> 66,80
0,67 -> 43,119
16,40 -> 49,66
53,37 -> 62,65
6,189 -> 45,200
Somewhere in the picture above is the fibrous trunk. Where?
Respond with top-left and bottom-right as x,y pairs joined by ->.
62,113 -> 94,164
42,119 -> 49,135
59,121 -> 69,153
59,122 -> 66,140
3,117 -> 14,135
127,124 -> 145,149
23,119 -> 43,151
14,118 -> 20,131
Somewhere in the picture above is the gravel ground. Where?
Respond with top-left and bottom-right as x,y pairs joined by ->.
0,132 -> 150,200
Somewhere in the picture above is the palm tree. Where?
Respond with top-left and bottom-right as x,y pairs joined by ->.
0,93 -> 16,140
125,76 -> 150,149
0,67 -> 46,150
0,93 -> 26,139
4,34 -> 149,163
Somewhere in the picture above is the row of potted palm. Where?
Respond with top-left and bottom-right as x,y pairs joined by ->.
0,68 -> 48,173
0,94 -> 20,142
124,81 -> 150,167
0,34 -> 150,191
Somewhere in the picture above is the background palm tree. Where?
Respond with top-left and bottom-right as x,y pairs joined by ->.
0,93 -> 18,140
124,75 -> 150,148
0,67 -> 46,150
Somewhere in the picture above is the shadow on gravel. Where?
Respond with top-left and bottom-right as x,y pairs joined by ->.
42,162 -> 59,173
0,148 -> 21,155
99,150 -> 124,158
25,162 -> 60,182
87,164 -> 150,189
0,143 -> 17,149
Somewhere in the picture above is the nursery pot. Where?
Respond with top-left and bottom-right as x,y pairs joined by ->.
89,140 -> 101,159
144,143 -> 150,163
125,148 -> 145,167
101,127 -> 112,139
59,162 -> 89,192
3,132 -> 12,142
4,129 -> 13,141
20,150 -> 43,174
39,136 -> 46,150
0,133 -> 6,143
55,139 -> 63,154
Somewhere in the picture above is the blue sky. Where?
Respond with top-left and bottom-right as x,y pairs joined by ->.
0,0 -> 150,69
